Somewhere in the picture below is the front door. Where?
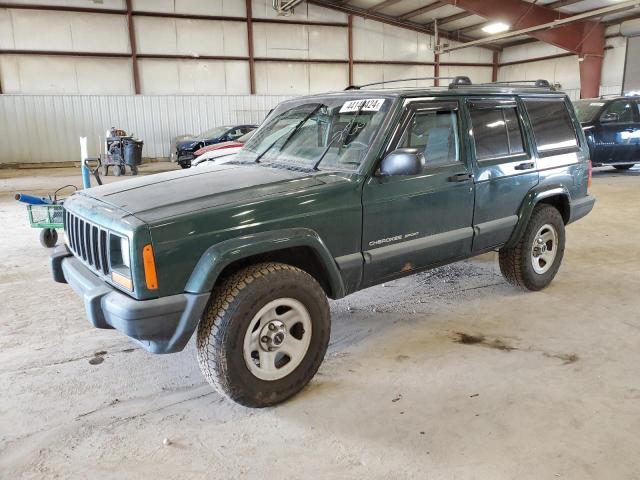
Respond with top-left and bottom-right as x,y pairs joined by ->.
361,99 -> 475,286
468,97 -> 539,251
596,99 -> 638,164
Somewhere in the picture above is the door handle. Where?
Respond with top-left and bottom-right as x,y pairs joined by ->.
514,162 -> 535,171
448,172 -> 473,182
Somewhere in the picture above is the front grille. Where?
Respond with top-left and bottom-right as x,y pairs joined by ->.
64,209 -> 110,275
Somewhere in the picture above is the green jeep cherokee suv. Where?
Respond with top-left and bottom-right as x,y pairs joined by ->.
51,77 -> 595,407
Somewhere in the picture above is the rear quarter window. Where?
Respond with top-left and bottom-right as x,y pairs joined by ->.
524,98 -> 579,153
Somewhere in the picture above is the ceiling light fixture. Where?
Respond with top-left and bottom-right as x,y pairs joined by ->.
482,22 -> 510,34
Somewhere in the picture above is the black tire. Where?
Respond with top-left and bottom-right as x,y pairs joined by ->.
179,162 -> 190,169
613,164 -> 634,170
130,165 -> 139,176
39,228 -> 58,248
197,262 -> 330,408
499,204 -> 565,291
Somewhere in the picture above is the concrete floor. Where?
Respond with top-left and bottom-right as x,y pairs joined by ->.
1,164 -> 639,479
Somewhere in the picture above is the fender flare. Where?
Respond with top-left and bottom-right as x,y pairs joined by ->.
184,228 -> 346,298
504,185 -> 570,248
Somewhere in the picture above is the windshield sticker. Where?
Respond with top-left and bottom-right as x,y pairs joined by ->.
340,99 -> 385,113
589,102 -> 605,106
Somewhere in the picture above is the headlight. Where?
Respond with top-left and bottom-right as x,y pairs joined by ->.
109,234 -> 132,291
120,236 -> 130,268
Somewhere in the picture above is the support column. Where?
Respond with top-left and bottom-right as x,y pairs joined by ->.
579,54 -> 603,98
246,0 -> 256,94
125,0 -> 140,94
492,51 -> 499,82
348,14 -> 353,87
434,53 -> 440,86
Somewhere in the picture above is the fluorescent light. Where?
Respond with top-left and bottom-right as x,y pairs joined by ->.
482,22 -> 510,34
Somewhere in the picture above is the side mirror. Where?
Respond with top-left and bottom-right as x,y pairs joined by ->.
379,148 -> 425,176
601,112 -> 619,123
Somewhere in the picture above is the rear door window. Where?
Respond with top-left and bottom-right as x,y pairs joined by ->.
469,100 -> 525,161
524,98 -> 579,153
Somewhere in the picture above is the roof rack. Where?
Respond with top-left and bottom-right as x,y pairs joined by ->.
345,76 -> 472,90
451,79 -> 556,91
344,76 -> 556,92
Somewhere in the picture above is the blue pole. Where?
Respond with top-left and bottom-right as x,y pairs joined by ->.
81,162 -> 91,189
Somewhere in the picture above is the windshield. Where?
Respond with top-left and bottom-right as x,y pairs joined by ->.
234,96 -> 392,171
198,126 -> 230,139
573,100 -> 605,123
237,130 -> 255,143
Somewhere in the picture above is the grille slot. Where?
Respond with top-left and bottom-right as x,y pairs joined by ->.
64,209 -> 110,275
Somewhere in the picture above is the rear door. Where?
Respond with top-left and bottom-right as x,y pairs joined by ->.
361,99 -> 475,285
467,97 -> 538,252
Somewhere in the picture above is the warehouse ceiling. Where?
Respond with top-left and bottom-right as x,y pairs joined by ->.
309,0 -> 640,48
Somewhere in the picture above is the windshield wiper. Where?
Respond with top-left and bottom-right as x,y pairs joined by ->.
312,104 -> 365,171
254,103 -> 324,164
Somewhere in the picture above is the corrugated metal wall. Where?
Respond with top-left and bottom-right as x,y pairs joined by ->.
0,94 -> 292,164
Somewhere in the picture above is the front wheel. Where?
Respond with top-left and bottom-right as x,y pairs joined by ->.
499,204 -> 565,291
613,164 -> 634,170
197,263 -> 330,407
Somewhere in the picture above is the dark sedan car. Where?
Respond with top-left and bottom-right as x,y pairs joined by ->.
171,124 -> 256,168
573,96 -> 640,170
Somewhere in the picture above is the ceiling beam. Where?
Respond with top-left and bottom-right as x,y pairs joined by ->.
367,0 -> 405,12
398,1 -> 447,20
438,11 -> 473,26
604,11 -> 640,25
307,0 -> 501,49
498,1 -> 638,47
437,0 -> 608,55
442,0 -> 585,39
545,0 -> 585,8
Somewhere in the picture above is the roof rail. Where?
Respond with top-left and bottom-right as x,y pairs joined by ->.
345,76 -> 472,90
449,78 -> 556,91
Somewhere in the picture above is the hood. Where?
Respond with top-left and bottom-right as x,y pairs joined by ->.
79,163 -> 325,223
176,138 -> 201,151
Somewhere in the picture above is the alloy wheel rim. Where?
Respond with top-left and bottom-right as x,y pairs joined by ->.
243,298 -> 312,381
531,223 -> 558,274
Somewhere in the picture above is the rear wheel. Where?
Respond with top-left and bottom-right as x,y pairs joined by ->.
499,204 -> 565,291
197,262 -> 330,407
613,164 -> 634,170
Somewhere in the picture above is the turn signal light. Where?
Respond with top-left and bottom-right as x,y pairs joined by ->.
111,271 -> 133,291
143,244 -> 158,290
587,159 -> 593,190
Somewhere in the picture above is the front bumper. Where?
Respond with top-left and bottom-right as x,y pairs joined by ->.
174,152 -> 194,165
50,246 -> 209,354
